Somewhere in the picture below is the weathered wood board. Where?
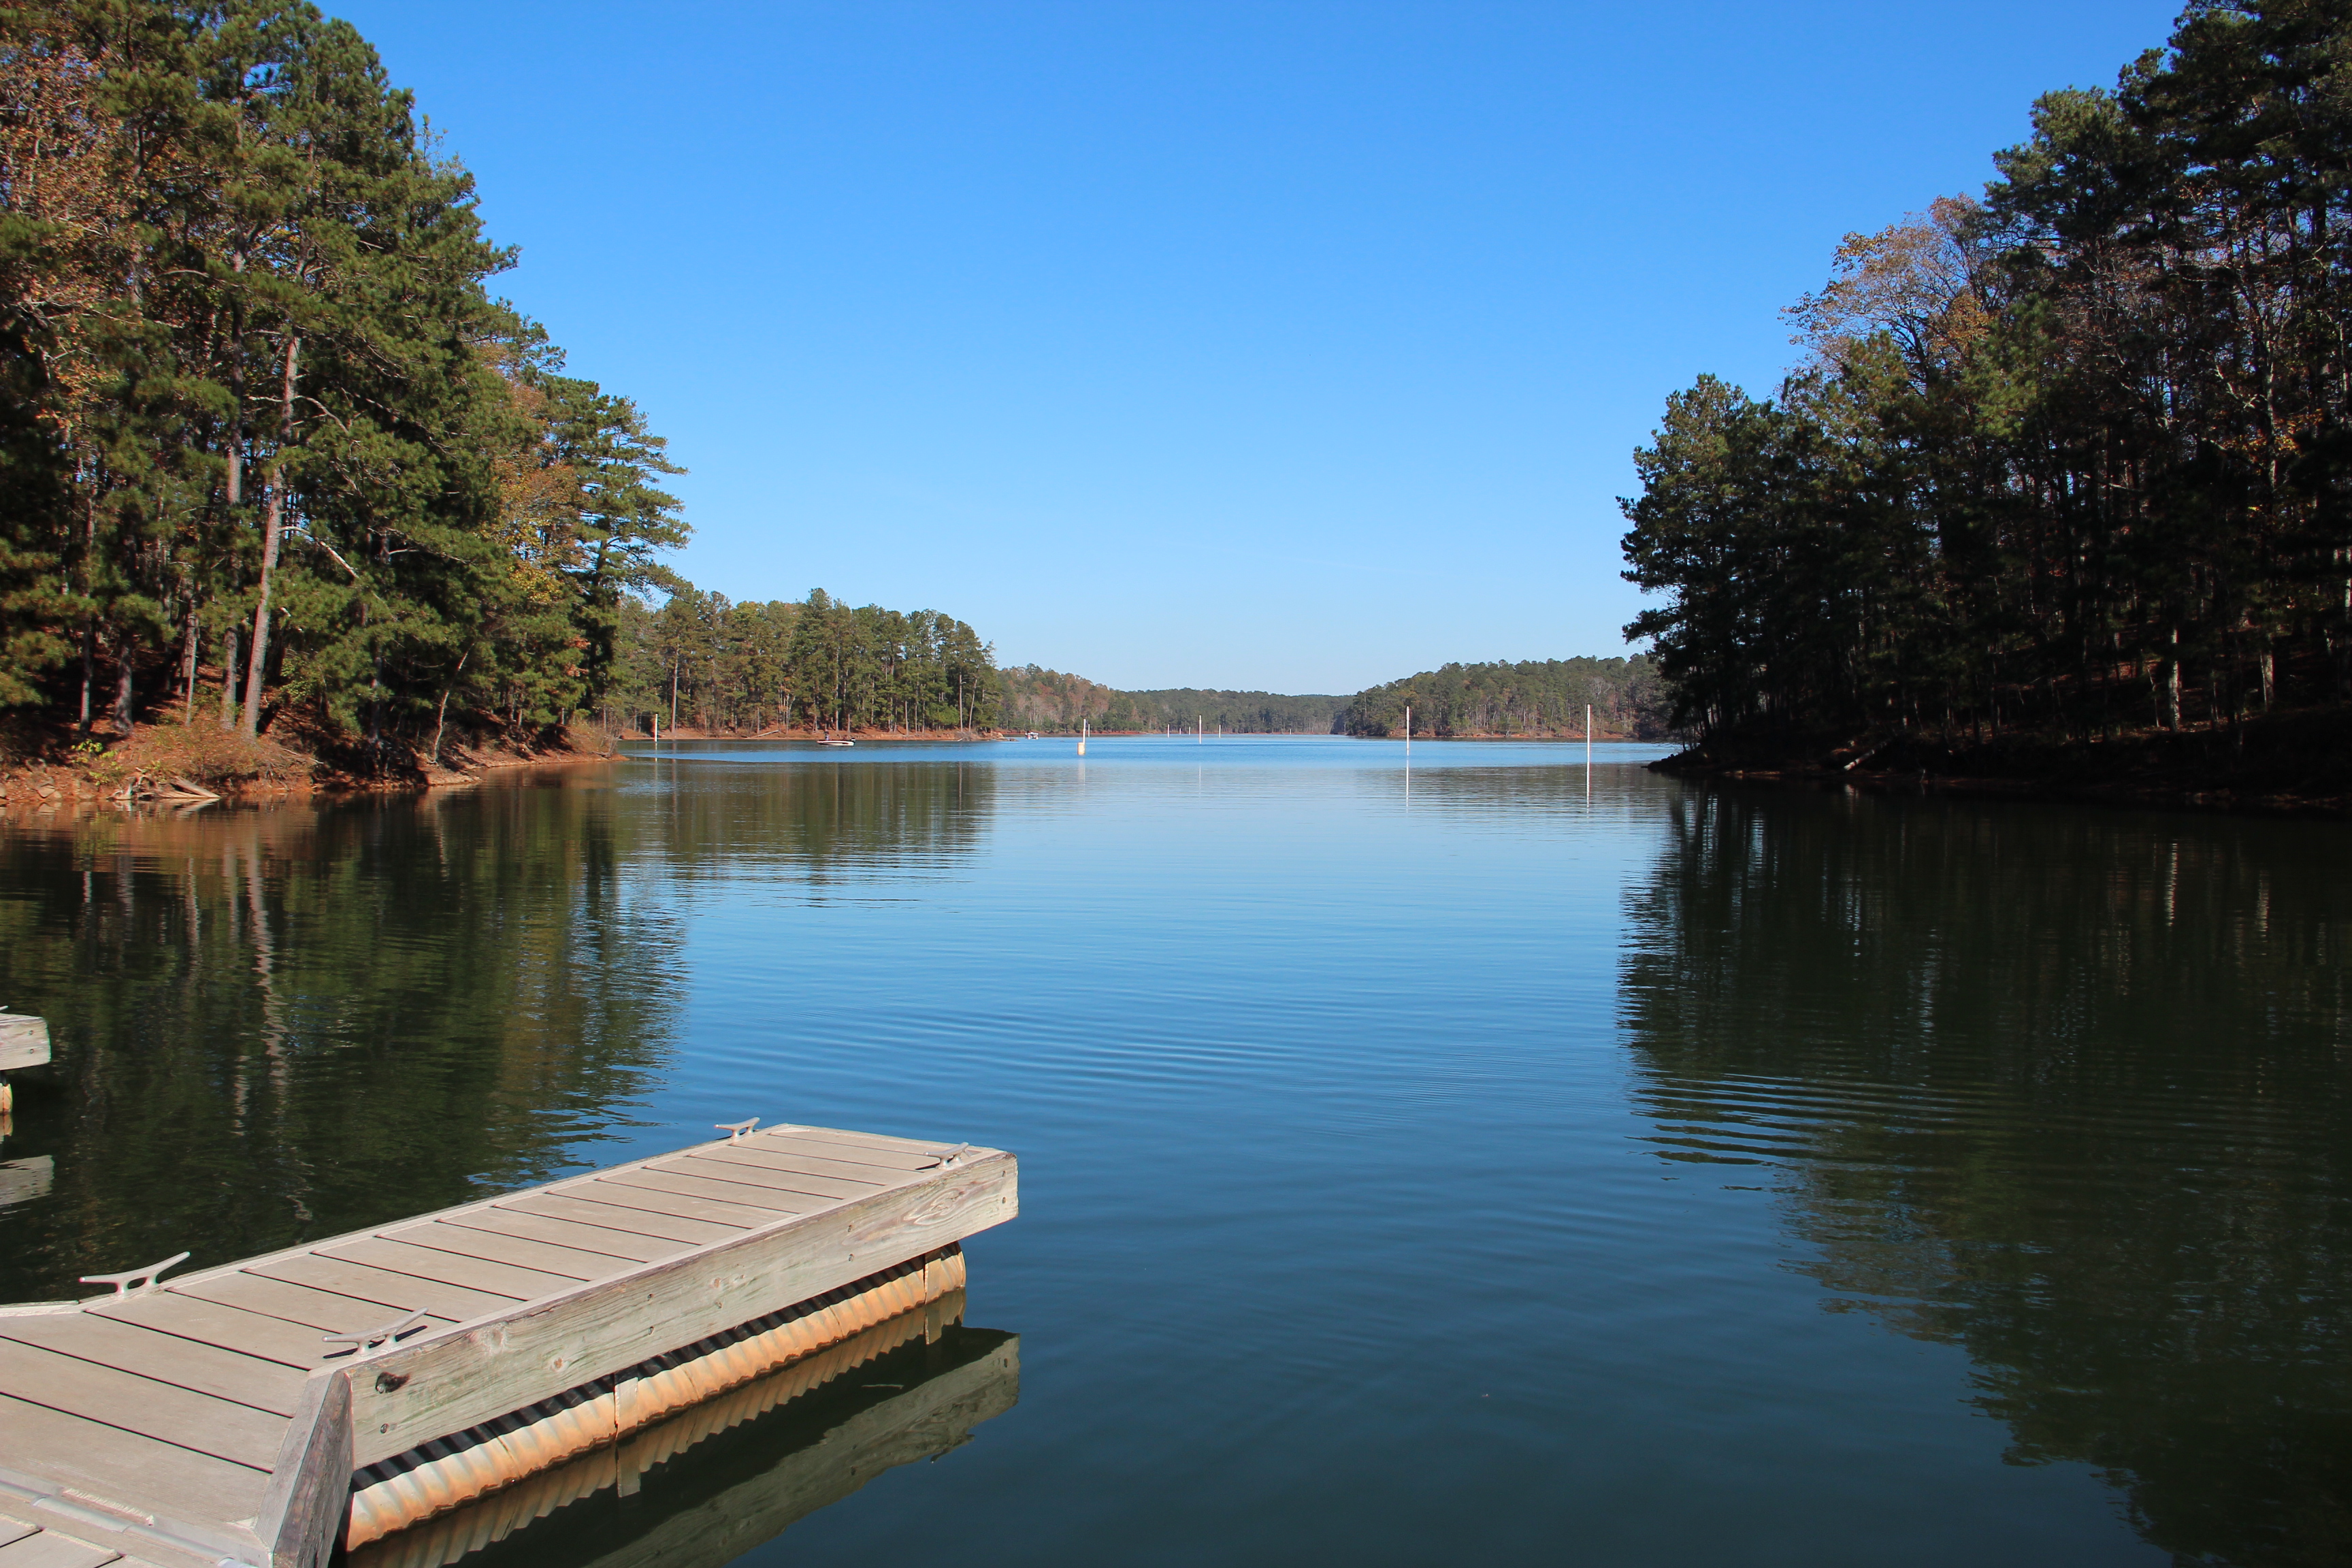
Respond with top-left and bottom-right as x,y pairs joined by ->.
0,1124 -> 1017,1568
0,1158 -> 52,1209
346,1149 -> 1015,1467
0,1017 -> 48,1073
0,1509 -> 153,1568
0,1312 -> 305,1416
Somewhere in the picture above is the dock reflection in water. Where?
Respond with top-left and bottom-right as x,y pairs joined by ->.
352,1301 -> 1018,1568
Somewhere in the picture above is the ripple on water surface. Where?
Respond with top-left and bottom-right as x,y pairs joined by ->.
1,738 -> 2347,1567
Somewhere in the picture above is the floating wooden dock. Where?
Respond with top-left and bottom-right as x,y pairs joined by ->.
0,1120 -> 1016,1568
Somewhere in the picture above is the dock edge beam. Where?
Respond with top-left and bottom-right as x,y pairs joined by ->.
341,1243 -> 967,1551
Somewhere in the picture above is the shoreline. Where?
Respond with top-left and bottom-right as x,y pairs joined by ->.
1343,732 -> 1650,743
1655,760 -> 2351,819
1648,711 -> 2352,819
617,725 -> 1003,743
0,719 -> 625,812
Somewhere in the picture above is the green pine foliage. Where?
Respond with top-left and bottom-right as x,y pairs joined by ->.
606,587 -> 1000,734
1622,3 -> 2352,748
999,660 -> 1671,738
996,666 -> 1343,734
0,1 -> 684,760
1335,656 -> 1671,738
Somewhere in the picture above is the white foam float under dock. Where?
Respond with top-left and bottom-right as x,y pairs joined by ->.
0,1119 -> 1017,1568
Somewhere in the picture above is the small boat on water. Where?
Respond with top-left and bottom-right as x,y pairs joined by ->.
818,730 -> 855,747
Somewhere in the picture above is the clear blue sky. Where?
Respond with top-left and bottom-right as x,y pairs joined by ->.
334,0 -> 2180,693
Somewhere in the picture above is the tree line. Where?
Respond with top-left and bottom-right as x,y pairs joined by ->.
1335,655 -> 1671,738
1,1 -> 684,764
1621,1 -> 2352,752
997,657 -> 1673,739
608,587 -> 1000,735
996,666 -> 1343,734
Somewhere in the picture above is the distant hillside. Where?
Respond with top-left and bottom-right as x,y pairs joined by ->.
1336,656 -> 1676,739
998,667 -> 1343,734
1000,657 -> 1677,740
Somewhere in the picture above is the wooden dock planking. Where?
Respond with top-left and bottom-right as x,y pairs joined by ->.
552,1173 -> 787,1228
0,1313 -> 304,1418
758,1125 -> 960,1165
169,1275 -> 463,1339
91,1294 -> 349,1370
431,1207 -> 691,1266
378,1221 -> 626,1282
0,1525 -> 129,1568
0,1341 -> 285,1469
241,1256 -> 519,1324
587,1165 -> 826,1213
0,1391 -> 270,1544
693,1139 -> 906,1183
497,1190 -> 745,1246
659,1152 -> 877,1203
313,1236 -> 583,1300
0,1124 -> 1017,1568
345,1147 -> 1015,1467
670,1148 -> 882,1202
556,1173 -> 794,1227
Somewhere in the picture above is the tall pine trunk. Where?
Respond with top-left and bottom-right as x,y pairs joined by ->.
179,601 -> 199,723
429,647 -> 469,768
79,620 -> 95,732
240,335 -> 299,738
218,626 -> 240,730
112,636 -> 133,733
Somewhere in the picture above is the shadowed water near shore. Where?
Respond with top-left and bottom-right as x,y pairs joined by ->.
1,738 -> 2345,1565
1620,788 -> 2352,1567
0,758 -> 996,1300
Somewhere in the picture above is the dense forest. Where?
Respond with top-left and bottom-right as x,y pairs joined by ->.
1000,657 -> 1674,740
1621,1 -> 2352,770
607,587 -> 1000,735
0,1 -> 689,765
997,666 -> 1341,734
1335,656 -> 1671,738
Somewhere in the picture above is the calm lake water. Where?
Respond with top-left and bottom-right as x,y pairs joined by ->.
3,736 -> 2349,1567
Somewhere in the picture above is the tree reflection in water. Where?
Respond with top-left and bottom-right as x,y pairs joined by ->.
1618,785 -> 2352,1567
0,757 -> 1000,1304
